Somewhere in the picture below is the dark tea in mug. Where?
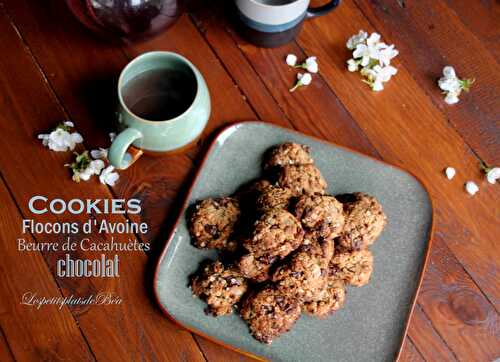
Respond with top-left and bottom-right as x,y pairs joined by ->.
122,68 -> 198,121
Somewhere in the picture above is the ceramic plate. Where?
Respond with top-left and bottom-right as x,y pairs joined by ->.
154,121 -> 433,362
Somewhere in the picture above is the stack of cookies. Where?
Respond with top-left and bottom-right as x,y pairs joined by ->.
188,143 -> 387,344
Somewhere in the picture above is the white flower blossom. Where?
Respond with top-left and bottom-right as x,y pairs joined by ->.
353,43 -> 379,67
438,77 -> 461,93
298,73 -> 312,85
290,72 -> 313,92
352,33 -> 386,67
378,44 -> 399,66
76,159 -> 105,181
294,56 -> 319,73
286,54 -> 298,66
99,165 -> 120,186
465,181 -> 479,195
90,147 -> 108,160
486,167 -> 500,184
445,167 -> 456,180
304,57 -> 318,73
66,151 -> 103,182
38,126 -> 83,152
362,65 -> 397,91
63,121 -> 74,128
347,59 -> 359,72
346,30 -> 368,50
438,66 -> 474,105
346,31 -> 399,91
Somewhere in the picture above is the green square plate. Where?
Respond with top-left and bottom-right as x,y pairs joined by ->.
155,121 -> 433,362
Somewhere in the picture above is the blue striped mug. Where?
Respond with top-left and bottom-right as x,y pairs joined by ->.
235,0 -> 340,48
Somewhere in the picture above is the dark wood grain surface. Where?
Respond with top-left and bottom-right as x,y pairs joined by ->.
0,0 -> 498,361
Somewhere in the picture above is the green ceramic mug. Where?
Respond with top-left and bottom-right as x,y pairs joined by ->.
109,51 -> 211,169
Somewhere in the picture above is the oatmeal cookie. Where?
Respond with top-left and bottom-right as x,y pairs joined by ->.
294,195 -> 345,241
272,239 -> 334,302
330,248 -> 374,287
256,185 -> 293,212
237,253 -> 277,282
303,278 -> 346,318
241,286 -> 301,344
277,164 -> 327,196
244,209 -> 304,259
336,192 -> 387,250
189,197 -> 240,250
264,143 -> 314,170
191,261 -> 248,316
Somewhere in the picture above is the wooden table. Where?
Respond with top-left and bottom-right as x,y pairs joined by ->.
0,0 -> 498,361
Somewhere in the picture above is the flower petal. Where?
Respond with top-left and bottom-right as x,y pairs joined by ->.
444,92 -> 460,105
486,167 -> 500,184
286,54 -> 297,66
300,73 -> 312,85
445,167 -> 456,180
443,66 -> 456,79
90,148 -> 108,160
465,181 -> 479,195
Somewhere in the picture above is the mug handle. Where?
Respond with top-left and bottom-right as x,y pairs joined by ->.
306,0 -> 341,18
108,128 -> 144,170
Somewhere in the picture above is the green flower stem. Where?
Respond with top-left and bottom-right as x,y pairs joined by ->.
460,78 -> 475,92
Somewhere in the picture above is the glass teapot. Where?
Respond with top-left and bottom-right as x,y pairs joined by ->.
65,0 -> 184,43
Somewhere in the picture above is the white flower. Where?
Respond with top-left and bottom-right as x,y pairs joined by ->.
438,77 -> 461,93
353,42 -> 380,67
90,147 -> 108,160
38,128 -> 83,152
347,59 -> 359,72
76,159 -> 104,181
438,66 -> 474,105
486,167 -> 500,184
66,151 -> 103,182
99,165 -> 120,186
445,167 -> 456,180
295,56 -> 319,73
378,44 -> 399,66
290,72 -> 312,92
346,31 -> 399,90
305,57 -> 318,73
346,30 -> 368,50
465,181 -> 479,195
298,73 -> 312,85
367,32 -> 381,46
352,33 -> 384,66
362,65 -> 397,91
286,54 -> 297,66
63,121 -> 74,128
109,132 -> 116,142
